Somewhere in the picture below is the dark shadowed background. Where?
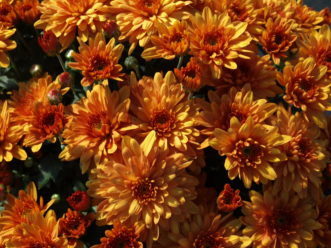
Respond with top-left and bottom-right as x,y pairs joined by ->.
304,0 -> 330,10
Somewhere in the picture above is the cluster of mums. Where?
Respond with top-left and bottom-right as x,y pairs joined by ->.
0,0 -> 331,247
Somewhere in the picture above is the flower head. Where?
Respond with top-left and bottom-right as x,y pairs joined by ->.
59,83 -> 133,173
87,134 -> 198,247
277,57 -> 331,128
188,7 -> 252,79
0,0 -> 16,28
0,101 -> 26,162
242,186 -> 322,248
109,0 -> 191,54
14,0 -> 40,25
68,33 -> 124,86
38,31 -> 61,56
0,25 -> 16,68
210,116 -> 290,188
217,184 -> 242,212
34,0 -> 112,49
66,191 -> 91,212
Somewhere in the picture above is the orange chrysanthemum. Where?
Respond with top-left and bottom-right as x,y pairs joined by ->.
320,7 -> 331,26
217,184 -> 242,212
14,0 -> 40,25
68,33 -> 124,87
156,205 -> 250,248
259,17 -> 297,65
277,57 -> 331,128
213,54 -> 282,99
0,101 -> 26,162
109,0 -> 191,54
59,83 -> 133,173
0,0 -> 16,27
0,25 -> 16,68
59,208 -> 93,246
242,187 -> 322,248
130,71 -> 200,156
0,182 -> 54,244
34,0 -> 112,49
197,86 -> 277,148
298,24 -> 331,78
91,223 -> 143,248
188,7 -> 252,79
210,116 -> 290,188
87,134 -> 198,247
6,210 -> 68,248
174,57 -> 206,91
272,107 -> 327,198
142,20 -> 189,61
315,194 -> 331,247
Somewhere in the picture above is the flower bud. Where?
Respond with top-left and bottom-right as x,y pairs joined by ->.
51,193 -> 61,203
0,166 -> 13,186
47,89 -> 62,104
38,31 -> 61,56
65,49 -> 75,60
66,191 -> 91,211
30,64 -> 43,78
102,20 -> 117,38
124,56 -> 140,78
58,72 -> 73,88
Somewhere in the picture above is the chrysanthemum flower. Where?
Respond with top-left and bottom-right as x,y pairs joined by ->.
66,191 -> 91,212
87,134 -> 198,247
91,223 -> 143,248
0,0 -> 16,28
6,210 -> 68,247
0,25 -> 16,68
210,116 -> 290,188
109,0 -> 191,54
298,24 -> 331,78
142,20 -> 189,61
217,184 -> 242,212
277,57 -> 331,128
0,182 -> 54,244
188,7 -> 252,79
38,31 -> 61,56
0,101 -> 26,162
259,17 -> 297,65
59,209 -> 93,246
68,33 -> 124,86
197,86 -> 277,148
34,0 -> 112,49
213,54 -> 282,99
14,0 -> 40,25
315,194 -> 331,247
130,71 -> 200,156
241,187 -> 322,248
320,7 -> 331,25
59,83 -> 133,173
156,205 -> 250,248
272,107 -> 327,199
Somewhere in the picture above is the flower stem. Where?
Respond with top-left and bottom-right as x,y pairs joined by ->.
56,53 -> 66,72
177,55 -> 184,69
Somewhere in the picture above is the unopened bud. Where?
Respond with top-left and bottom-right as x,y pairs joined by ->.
65,49 -> 75,60
51,193 -> 61,203
102,20 -> 117,38
30,64 -> 43,78
58,72 -> 73,88
24,157 -> 34,168
38,31 -> 61,56
124,56 -> 140,78
47,89 -> 62,104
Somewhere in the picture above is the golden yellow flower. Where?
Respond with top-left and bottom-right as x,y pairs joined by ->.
259,17 -> 297,65
130,71 -> 200,156
59,83 -> 133,173
242,186 -> 322,248
87,134 -> 198,248
197,85 -> 277,148
68,33 -> 124,87
298,24 -> 331,78
156,205 -> 251,248
0,182 -> 54,245
34,0 -> 112,49
142,20 -> 189,61
277,57 -> 331,128
188,7 -> 252,79
210,116 -> 290,188
109,0 -> 191,54
271,107 -> 327,199
0,25 -> 16,68
6,210 -> 68,247
213,54 -> 282,99
14,0 -> 40,25
0,101 -> 26,162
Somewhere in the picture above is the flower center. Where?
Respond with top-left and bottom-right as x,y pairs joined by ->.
233,138 -> 264,167
88,112 -> 110,138
274,33 -> 283,45
131,178 -> 158,205
0,5 -> 10,16
136,0 -> 161,15
170,33 -> 183,43
90,55 -> 109,71
28,243 -> 50,248
268,209 -> 298,236
151,110 -> 175,135
104,227 -> 140,248
42,112 -> 55,126
193,231 -> 227,248
203,29 -> 228,54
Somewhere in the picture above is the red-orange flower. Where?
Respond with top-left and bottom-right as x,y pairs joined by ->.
38,31 -> 61,56
66,191 -> 91,212
14,0 -> 40,25
0,0 -> 16,28
217,184 -> 242,212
